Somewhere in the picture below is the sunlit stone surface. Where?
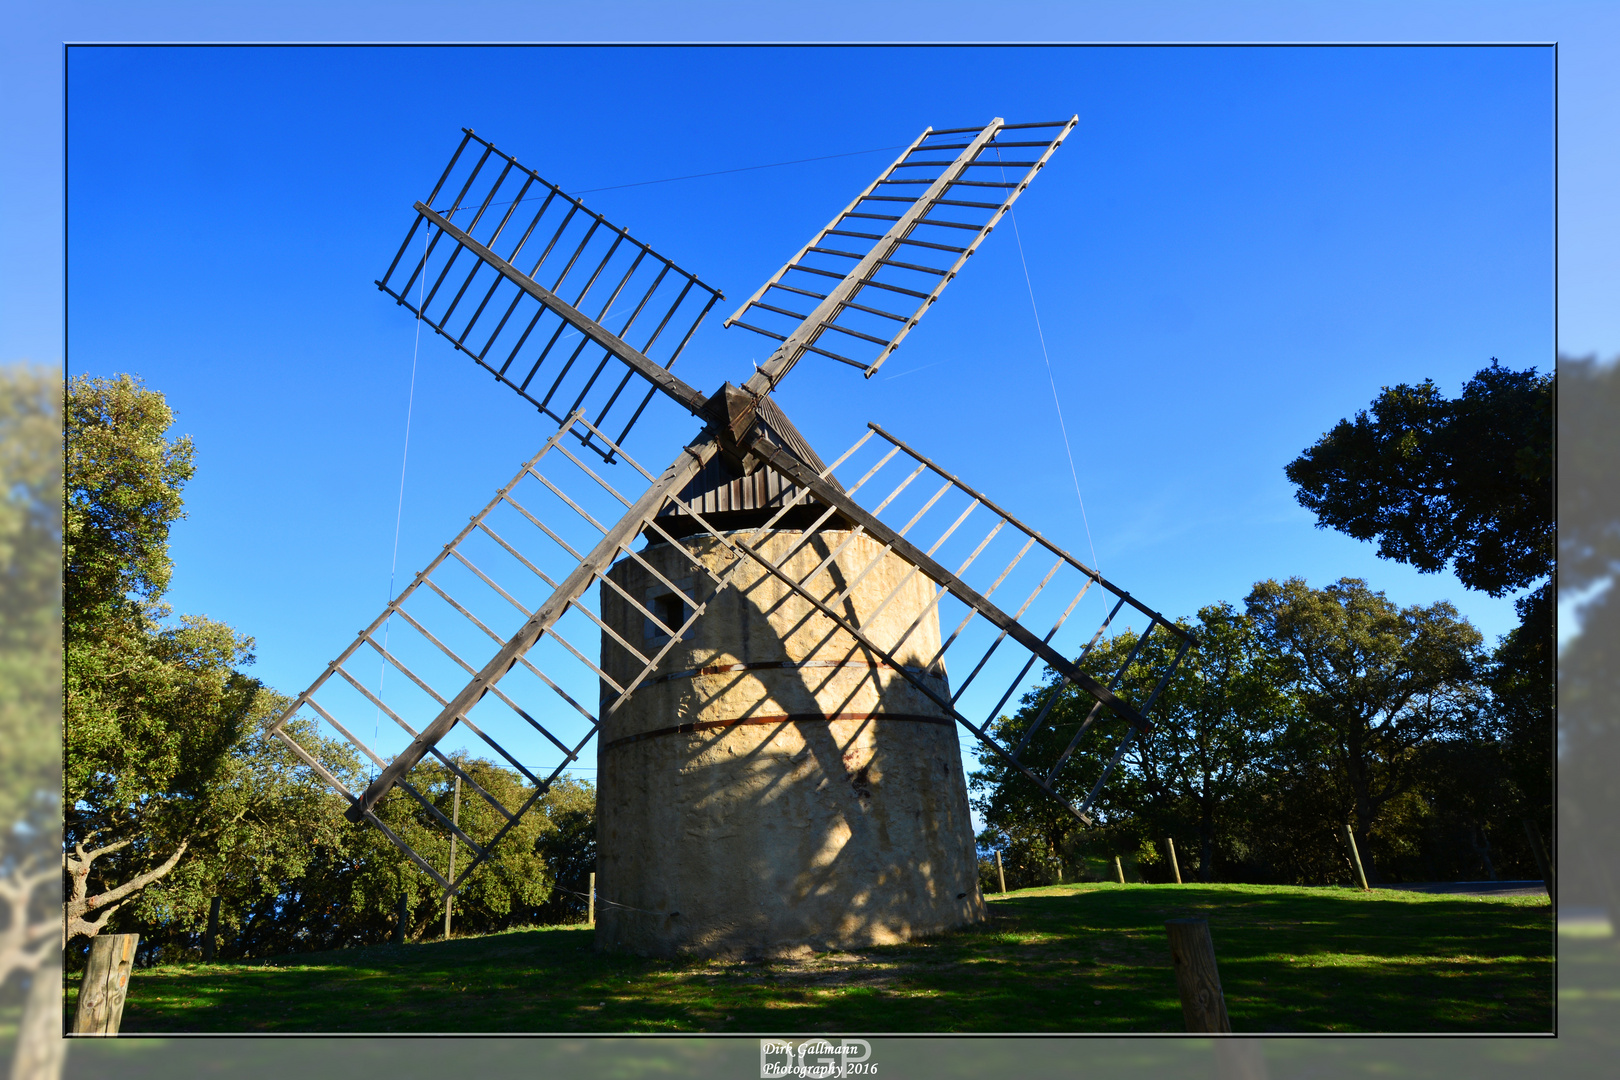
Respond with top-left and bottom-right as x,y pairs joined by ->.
595,530 -> 985,958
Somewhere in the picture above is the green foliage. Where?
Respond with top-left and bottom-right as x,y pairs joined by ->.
169,759 -> 597,961
532,776 -> 599,921
1285,360 -> 1552,598
372,758 -> 553,936
61,373 -> 385,964
1245,577 -> 1486,882
1285,359 -> 1556,883
1485,581 -> 1552,825
125,702 -> 360,958
1120,604 -> 1293,881
972,605 -> 1292,887
970,574 -> 1531,889
968,660 -> 1127,888
66,612 -> 261,841
61,371 -> 603,965
63,373 -> 293,954
64,374 -> 195,622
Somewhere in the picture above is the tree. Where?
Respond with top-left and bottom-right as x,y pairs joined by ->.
63,374 -> 267,949
1119,605 -> 1293,882
970,606 -> 1294,887
64,374 -> 194,627
1284,360 -> 1552,598
969,656 -> 1136,887
1246,577 -> 1486,882
59,371 -> 604,974
116,698 -> 360,963
1284,359 -> 1554,862
532,777 -> 598,923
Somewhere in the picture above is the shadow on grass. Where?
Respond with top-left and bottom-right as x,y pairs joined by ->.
66,883 -> 1550,1035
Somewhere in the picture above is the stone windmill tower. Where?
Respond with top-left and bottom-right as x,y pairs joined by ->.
270,118 -> 1194,958
596,399 -> 979,956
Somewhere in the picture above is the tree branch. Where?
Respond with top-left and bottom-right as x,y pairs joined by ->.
63,837 -> 189,947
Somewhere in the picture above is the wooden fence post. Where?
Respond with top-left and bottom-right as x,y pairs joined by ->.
444,774 -> 462,940
1164,918 -> 1230,1033
995,850 -> 1007,894
203,896 -> 220,961
1523,818 -> 1555,903
588,871 -> 596,925
72,933 -> 139,1035
1342,824 -> 1371,891
1165,838 -> 1182,884
1114,856 -> 1126,885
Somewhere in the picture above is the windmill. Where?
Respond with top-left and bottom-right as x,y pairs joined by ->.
269,117 -> 1194,957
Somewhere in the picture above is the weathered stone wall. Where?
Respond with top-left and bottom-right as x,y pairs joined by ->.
595,530 -> 986,958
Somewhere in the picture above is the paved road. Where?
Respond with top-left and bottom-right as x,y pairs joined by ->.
1379,880 -> 1548,897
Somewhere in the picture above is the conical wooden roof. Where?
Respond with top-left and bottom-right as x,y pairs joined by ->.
653,395 -> 850,538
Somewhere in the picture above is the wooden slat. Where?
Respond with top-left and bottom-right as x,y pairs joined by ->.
345,430 -> 723,822
415,202 -> 711,418
743,438 -> 1153,733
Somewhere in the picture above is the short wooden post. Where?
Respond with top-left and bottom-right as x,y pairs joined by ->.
1523,818 -> 1555,903
1114,856 -> 1126,885
1164,918 -> 1230,1033
202,896 -> 221,961
394,894 -> 409,945
1342,824 -> 1370,890
1165,837 -> 1182,884
995,850 -> 1007,894
444,774 -> 462,939
588,871 -> 596,925
73,933 -> 139,1035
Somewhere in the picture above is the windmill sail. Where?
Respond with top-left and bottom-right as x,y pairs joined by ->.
268,409 -> 858,895
266,417 -> 708,889
727,421 -> 1193,824
729,117 -> 1076,388
376,130 -> 722,457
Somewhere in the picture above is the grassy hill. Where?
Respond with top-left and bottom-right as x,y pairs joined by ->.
66,882 -> 1551,1034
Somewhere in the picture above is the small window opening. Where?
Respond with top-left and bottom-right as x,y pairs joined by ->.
646,592 -> 687,640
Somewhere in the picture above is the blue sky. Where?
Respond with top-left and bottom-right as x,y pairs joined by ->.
65,47 -> 1545,609
53,42 -> 1558,777
4,4 -> 1611,780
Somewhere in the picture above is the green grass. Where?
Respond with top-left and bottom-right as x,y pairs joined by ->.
66,882 -> 1551,1034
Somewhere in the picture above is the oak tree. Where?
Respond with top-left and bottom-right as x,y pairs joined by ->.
1246,577 -> 1486,882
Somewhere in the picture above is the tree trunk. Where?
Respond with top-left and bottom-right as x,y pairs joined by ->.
63,837 -> 187,947
10,957 -> 66,1080
1468,823 -> 1498,881
1199,794 -> 1216,883
203,896 -> 221,961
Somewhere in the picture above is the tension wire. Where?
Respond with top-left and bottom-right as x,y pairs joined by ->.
373,228 -> 426,780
